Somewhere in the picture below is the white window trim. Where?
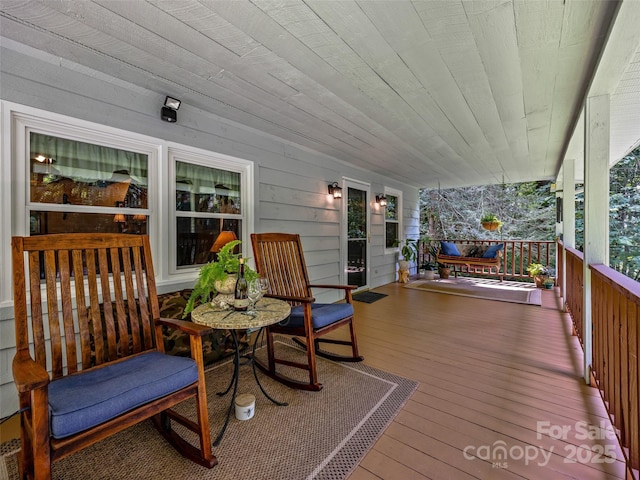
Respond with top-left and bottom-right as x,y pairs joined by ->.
1,101 -> 254,304
384,187 -> 403,254
167,144 -> 254,277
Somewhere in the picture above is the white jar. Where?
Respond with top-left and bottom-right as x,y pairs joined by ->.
235,393 -> 255,421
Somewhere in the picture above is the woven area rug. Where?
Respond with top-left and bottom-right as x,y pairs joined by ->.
1,339 -> 417,480
405,276 -> 542,305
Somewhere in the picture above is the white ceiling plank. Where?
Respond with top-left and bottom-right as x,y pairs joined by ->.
0,0 -> 628,188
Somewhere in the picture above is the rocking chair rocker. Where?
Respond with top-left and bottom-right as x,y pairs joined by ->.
250,233 -> 363,391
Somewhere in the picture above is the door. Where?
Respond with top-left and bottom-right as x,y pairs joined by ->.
344,180 -> 370,290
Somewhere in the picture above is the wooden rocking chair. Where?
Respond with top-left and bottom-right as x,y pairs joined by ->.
250,233 -> 363,391
11,234 -> 217,480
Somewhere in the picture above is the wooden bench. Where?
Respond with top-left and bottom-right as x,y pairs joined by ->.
436,242 -> 504,281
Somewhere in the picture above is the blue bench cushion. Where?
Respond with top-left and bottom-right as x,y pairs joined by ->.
440,241 -> 461,256
482,243 -> 504,258
48,351 -> 198,439
283,303 -> 354,329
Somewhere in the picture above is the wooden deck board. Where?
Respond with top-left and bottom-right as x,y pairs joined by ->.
1,279 -> 629,479
347,281 -> 627,480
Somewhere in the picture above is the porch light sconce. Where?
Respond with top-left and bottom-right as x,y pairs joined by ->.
161,96 -> 181,123
328,182 -> 342,199
375,194 -> 387,207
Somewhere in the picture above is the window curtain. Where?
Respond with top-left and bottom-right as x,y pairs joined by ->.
30,132 -> 148,186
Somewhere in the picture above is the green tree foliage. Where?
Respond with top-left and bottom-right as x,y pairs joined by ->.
421,148 -> 639,281
609,150 -> 640,280
420,181 -> 556,241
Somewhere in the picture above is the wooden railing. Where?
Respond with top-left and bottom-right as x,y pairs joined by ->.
559,240 -> 639,478
556,241 -> 565,298
564,246 -> 585,342
589,264 -> 640,478
419,239 -> 556,280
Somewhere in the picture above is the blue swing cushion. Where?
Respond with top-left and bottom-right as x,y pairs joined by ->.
482,243 -> 504,258
282,303 -> 355,329
48,351 -> 198,439
440,241 -> 461,256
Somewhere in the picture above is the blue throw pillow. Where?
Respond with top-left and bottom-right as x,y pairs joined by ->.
440,241 -> 461,256
483,243 -> 504,258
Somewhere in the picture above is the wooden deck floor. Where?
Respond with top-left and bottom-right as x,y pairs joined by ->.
347,280 -> 627,480
0,280 -> 628,479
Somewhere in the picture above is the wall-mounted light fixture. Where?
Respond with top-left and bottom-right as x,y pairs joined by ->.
375,194 -> 387,207
161,96 -> 181,123
328,182 -> 343,199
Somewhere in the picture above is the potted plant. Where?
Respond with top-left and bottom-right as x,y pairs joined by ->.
394,238 -> 418,267
481,213 -> 503,231
420,261 -> 436,280
183,240 -> 258,316
526,263 -> 549,288
393,238 -> 418,283
542,278 -> 555,290
427,243 -> 451,279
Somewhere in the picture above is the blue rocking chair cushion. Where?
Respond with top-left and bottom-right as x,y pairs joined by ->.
48,351 -> 199,439
284,303 -> 355,329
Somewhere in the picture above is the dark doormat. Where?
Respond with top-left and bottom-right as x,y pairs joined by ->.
353,292 -> 388,303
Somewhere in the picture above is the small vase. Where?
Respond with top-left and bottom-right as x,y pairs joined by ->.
212,274 -> 237,306
214,275 -> 237,294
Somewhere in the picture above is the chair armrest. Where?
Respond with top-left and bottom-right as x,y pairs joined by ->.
264,293 -> 315,304
12,351 -> 49,393
308,284 -> 357,291
155,317 -> 213,337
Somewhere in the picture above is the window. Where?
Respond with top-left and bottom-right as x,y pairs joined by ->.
384,189 -> 402,249
170,148 -> 252,272
9,106 -> 253,294
28,132 -> 151,236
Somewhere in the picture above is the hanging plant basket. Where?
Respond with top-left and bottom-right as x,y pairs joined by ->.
481,221 -> 501,231
480,214 -> 502,231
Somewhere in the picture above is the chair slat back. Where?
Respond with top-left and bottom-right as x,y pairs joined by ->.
12,234 -> 161,379
251,233 -> 312,303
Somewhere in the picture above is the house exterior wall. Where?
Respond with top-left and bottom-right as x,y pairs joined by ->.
0,41 -> 419,417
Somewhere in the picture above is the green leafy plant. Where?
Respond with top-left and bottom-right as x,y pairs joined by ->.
427,243 -> 448,268
183,240 -> 258,317
394,238 -> 418,263
481,213 -> 503,227
526,263 -> 549,276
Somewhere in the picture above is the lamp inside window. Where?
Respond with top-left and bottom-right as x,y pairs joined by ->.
211,231 -> 238,253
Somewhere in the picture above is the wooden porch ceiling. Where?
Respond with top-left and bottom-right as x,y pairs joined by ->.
1,1 -> 638,188
348,281 -> 627,479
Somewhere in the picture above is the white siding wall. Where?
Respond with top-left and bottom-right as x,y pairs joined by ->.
0,41 -> 419,417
